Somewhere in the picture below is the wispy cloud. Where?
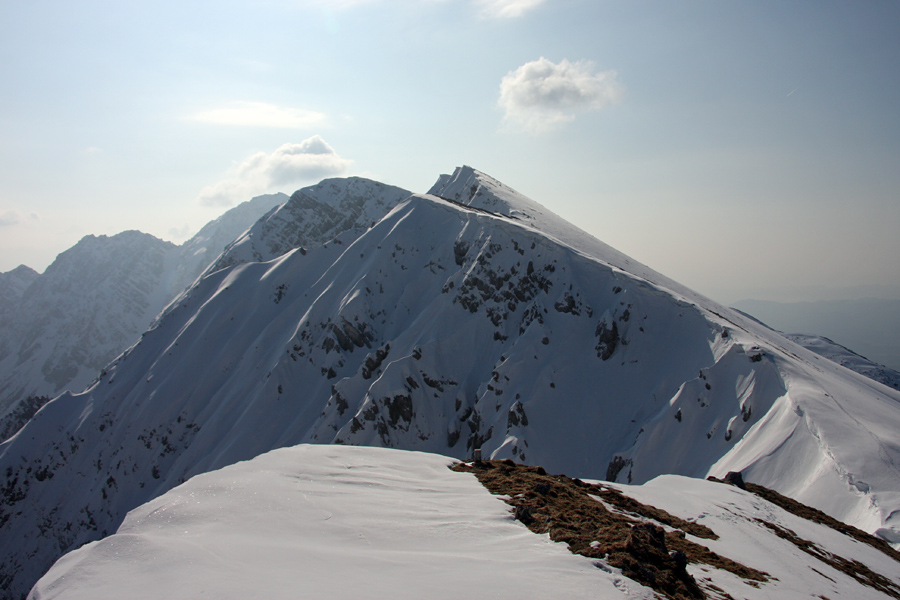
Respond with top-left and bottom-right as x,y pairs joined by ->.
498,57 -> 624,133
190,101 -> 327,129
0,210 -> 39,227
475,0 -> 545,18
198,136 -> 352,207
297,0 -> 544,18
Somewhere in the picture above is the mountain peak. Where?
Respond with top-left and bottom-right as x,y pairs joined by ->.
428,165 -> 547,223
209,176 -> 411,271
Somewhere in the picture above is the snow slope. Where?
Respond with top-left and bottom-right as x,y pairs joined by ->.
0,194 -> 286,434
173,192 -> 289,294
3,166 -> 900,599
0,231 -> 180,420
608,472 -> 900,599
785,333 -> 900,391
0,265 -> 38,322
733,297 -> 900,372
30,445 -> 642,600
30,445 -> 900,600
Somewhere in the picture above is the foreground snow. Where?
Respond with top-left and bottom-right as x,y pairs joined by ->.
32,446 -> 900,600
30,445 -> 650,600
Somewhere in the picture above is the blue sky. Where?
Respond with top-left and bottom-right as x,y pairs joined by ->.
1,0 -> 898,303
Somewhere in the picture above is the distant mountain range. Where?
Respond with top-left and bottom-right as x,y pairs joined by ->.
0,193 -> 287,440
2,167 -> 900,599
732,297 -> 900,372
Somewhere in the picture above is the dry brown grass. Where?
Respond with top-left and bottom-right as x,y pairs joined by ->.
709,476 -> 900,598
453,460 -> 769,600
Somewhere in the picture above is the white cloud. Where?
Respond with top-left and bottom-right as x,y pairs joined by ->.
198,136 -> 352,207
0,210 -> 20,227
190,102 -> 326,129
475,0 -> 545,18
0,210 -> 40,227
298,0 -> 543,18
498,57 -> 624,133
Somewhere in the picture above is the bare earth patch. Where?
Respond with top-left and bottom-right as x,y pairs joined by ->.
453,460 -> 768,600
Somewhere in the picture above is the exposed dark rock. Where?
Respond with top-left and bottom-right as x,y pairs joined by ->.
453,241 -> 469,266
723,471 -> 746,489
606,455 -> 632,482
507,401 -> 529,428
384,395 -> 413,427
514,505 -> 535,525
595,319 -> 620,361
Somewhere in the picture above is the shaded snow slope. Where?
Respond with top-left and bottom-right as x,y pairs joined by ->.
174,192 -> 288,293
0,231 -> 180,421
0,195 -> 286,435
0,265 -> 38,321
31,446 -> 900,600
30,446 -> 641,600
3,167 -> 900,599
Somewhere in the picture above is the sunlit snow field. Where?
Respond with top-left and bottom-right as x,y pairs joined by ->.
31,445 -> 900,600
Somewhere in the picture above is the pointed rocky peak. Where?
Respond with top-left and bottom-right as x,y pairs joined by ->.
0,264 -> 39,302
427,166 -> 669,292
27,231 -> 177,298
427,165 -> 550,224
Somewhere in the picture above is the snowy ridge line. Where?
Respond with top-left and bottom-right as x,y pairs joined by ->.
430,193 -> 520,219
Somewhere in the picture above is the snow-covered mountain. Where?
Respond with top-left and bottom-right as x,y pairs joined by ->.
29,445 -> 900,600
173,192 -> 289,294
0,231 -> 180,421
211,177 -> 411,270
0,265 -> 38,323
3,167 -> 900,599
733,297 -> 900,372
785,333 -> 900,391
0,194 -> 287,438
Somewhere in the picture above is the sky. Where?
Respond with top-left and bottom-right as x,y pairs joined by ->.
1,0 -> 898,305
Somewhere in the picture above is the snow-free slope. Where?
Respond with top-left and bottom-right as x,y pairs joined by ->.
4,167 -> 900,599
30,446 -> 900,600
